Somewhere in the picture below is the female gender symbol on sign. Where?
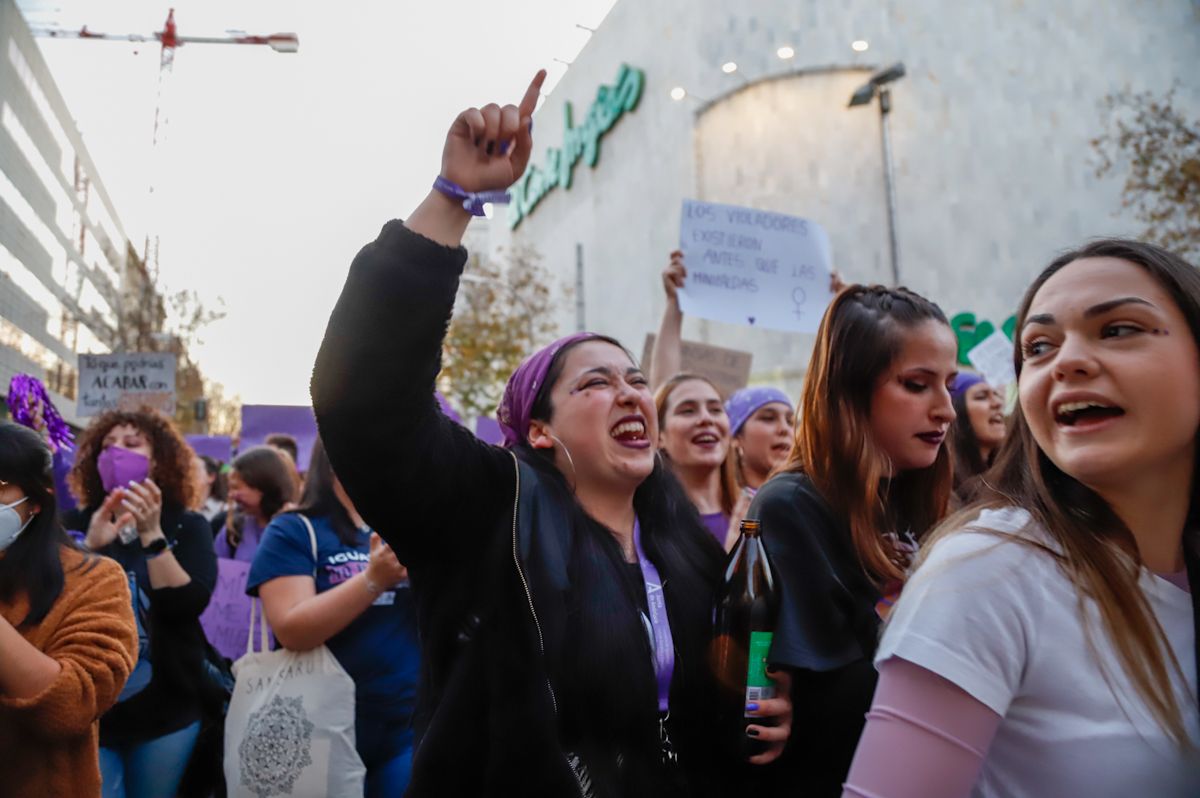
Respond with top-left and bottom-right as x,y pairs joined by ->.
791,286 -> 807,319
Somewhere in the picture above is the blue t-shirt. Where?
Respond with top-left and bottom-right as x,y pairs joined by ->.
246,513 -> 420,725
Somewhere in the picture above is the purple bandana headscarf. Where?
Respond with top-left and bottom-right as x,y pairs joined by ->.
497,332 -> 601,448
725,386 -> 793,436
950,372 -> 986,399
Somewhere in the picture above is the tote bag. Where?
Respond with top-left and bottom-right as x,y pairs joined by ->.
224,514 -> 366,797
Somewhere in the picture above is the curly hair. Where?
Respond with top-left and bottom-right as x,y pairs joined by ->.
69,406 -> 199,510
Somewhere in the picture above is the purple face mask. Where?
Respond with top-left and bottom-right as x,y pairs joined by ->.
98,447 -> 150,494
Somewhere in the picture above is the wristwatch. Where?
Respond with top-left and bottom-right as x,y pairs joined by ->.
142,537 -> 172,559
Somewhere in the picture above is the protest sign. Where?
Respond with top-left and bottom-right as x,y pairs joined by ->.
240,405 -> 318,469
967,329 -> 1017,388
677,199 -> 834,333
640,334 -> 753,400
199,558 -> 259,661
475,416 -> 505,446
77,353 -> 176,417
186,435 -> 233,463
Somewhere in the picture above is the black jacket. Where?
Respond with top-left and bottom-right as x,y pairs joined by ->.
313,221 -> 740,796
64,503 -> 217,744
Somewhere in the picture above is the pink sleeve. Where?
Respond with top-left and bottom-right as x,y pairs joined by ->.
840,657 -> 1003,798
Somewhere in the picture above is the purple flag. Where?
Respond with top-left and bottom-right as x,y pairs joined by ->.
239,405 -> 318,470
186,435 -> 233,463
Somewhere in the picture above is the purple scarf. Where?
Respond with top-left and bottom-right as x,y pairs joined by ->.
725,386 -> 793,436
497,332 -> 601,448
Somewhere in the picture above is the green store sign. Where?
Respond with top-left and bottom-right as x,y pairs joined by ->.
508,63 -> 645,229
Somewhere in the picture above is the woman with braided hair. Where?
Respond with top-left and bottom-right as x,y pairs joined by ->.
747,283 -> 959,794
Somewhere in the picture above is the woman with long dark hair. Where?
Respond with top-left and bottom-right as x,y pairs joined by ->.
213,445 -> 297,562
948,373 -> 1006,502
0,423 -> 137,797
844,240 -> 1200,797
66,407 -> 217,798
748,284 -> 959,795
246,437 -> 418,797
311,72 -> 792,796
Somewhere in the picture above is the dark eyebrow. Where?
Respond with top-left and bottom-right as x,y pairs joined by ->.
1023,297 -> 1157,330
1083,296 -> 1156,319
579,366 -> 645,379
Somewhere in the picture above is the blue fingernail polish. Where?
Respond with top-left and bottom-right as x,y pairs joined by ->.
499,140 -> 510,155
745,703 -> 759,712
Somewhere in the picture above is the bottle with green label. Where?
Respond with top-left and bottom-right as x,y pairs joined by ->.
710,518 -> 781,759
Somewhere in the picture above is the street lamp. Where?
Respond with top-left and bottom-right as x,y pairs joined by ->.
848,62 -> 906,285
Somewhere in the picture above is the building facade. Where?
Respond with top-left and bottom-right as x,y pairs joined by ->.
491,0 -> 1200,396
0,0 -> 129,422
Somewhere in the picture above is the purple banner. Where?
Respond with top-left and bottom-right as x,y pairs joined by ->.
186,434 -> 233,464
198,558 -> 258,661
474,416 -> 505,445
240,405 -> 318,470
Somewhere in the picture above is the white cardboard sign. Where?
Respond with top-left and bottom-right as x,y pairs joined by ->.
966,330 -> 1017,388
77,352 -> 177,417
677,199 -> 834,333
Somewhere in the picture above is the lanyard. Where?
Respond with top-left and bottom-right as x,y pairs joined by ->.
633,518 -> 675,713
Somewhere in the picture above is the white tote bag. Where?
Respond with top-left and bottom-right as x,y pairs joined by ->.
224,515 -> 366,798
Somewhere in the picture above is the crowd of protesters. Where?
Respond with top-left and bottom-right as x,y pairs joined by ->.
2,68 -> 1199,798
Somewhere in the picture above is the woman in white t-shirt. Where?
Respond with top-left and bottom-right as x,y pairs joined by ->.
843,238 -> 1200,798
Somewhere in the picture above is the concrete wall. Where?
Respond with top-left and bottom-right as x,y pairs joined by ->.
491,0 -> 1200,397
0,0 -> 131,422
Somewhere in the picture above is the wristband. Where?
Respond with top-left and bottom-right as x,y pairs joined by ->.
364,574 -> 383,596
432,176 -> 510,217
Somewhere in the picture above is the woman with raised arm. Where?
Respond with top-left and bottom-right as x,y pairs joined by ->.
844,240 -> 1200,798
311,72 -> 791,797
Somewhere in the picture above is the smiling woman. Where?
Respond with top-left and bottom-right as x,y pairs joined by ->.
310,71 -> 794,797
844,239 -> 1200,798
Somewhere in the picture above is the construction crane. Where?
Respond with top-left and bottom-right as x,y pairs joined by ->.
28,8 -> 299,270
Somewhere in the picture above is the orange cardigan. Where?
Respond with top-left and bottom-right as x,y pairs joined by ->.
0,547 -> 138,798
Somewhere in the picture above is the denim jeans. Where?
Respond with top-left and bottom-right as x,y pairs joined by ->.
357,713 -> 414,798
99,720 -> 201,798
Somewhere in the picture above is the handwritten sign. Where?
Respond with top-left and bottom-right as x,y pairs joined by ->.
677,199 -> 834,333
77,353 -> 176,417
199,558 -> 259,661
640,335 -> 753,400
967,329 -> 1017,389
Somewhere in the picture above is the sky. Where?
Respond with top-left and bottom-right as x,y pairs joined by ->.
18,0 -> 617,406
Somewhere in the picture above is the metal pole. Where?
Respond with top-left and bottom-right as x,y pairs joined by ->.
575,243 -> 586,332
878,87 -> 900,286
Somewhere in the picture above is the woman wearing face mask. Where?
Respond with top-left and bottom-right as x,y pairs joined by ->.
66,408 -> 217,798
213,446 -> 297,562
725,387 -> 795,491
844,240 -> 1200,798
653,374 -> 742,547
748,285 -> 959,796
0,423 -> 137,798
311,72 -> 793,797
947,373 -> 1006,503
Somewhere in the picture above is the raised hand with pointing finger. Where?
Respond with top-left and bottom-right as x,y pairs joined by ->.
409,70 -> 546,247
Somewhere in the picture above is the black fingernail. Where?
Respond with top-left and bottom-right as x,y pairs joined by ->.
486,140 -> 494,155
746,728 -> 760,738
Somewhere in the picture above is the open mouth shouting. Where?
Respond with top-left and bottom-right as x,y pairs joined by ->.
690,430 -> 722,449
610,416 -> 651,449
1053,395 -> 1126,430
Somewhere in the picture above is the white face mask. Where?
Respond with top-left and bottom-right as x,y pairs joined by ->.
0,496 -> 33,553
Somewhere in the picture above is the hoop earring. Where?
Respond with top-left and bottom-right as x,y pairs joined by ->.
549,435 -> 578,482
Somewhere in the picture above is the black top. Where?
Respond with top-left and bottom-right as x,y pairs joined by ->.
64,503 -> 217,745
749,472 -> 882,797
312,221 -> 732,797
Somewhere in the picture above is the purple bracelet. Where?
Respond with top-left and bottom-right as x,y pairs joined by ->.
433,176 -> 510,217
